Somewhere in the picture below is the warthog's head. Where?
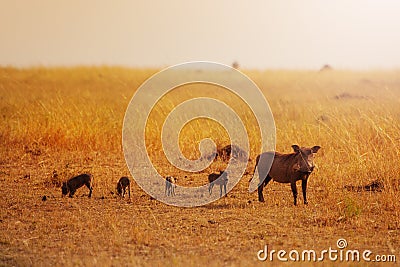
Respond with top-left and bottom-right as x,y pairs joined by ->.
292,145 -> 321,173
166,176 -> 178,187
61,182 -> 69,196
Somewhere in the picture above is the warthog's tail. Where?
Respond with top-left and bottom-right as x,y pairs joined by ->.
248,163 -> 257,184
248,161 -> 260,193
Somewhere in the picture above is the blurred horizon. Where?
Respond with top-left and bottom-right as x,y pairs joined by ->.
1,0 -> 400,70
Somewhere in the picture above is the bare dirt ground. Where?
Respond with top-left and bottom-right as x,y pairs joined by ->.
1,153 -> 398,266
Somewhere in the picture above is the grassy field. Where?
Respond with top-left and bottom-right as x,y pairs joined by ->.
0,66 -> 399,266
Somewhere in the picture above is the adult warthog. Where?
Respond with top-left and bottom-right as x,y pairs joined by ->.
253,145 -> 321,205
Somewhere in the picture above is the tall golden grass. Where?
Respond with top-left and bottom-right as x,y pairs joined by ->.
2,67 -> 399,189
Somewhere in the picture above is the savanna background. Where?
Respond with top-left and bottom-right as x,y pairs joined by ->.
1,67 -> 399,266
1,1 -> 400,266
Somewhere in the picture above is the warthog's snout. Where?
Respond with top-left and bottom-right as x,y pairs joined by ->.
307,166 -> 315,173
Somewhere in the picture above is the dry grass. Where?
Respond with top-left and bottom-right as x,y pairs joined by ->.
0,67 -> 399,266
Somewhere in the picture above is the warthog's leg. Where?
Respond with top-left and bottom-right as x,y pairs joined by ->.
166,182 -> 172,196
223,183 -> 227,197
258,175 -> 272,202
219,183 -> 227,197
291,182 -> 298,205
85,182 -> 93,198
69,189 -> 76,198
128,184 -> 131,198
171,185 -> 175,196
208,182 -> 214,195
302,179 -> 308,205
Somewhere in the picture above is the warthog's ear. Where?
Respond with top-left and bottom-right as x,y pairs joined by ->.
292,145 -> 300,153
311,146 -> 321,153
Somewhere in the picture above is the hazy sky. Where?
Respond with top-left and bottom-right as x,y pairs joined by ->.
1,0 -> 400,69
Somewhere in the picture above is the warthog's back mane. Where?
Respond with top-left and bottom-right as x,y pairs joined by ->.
274,151 -> 298,163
